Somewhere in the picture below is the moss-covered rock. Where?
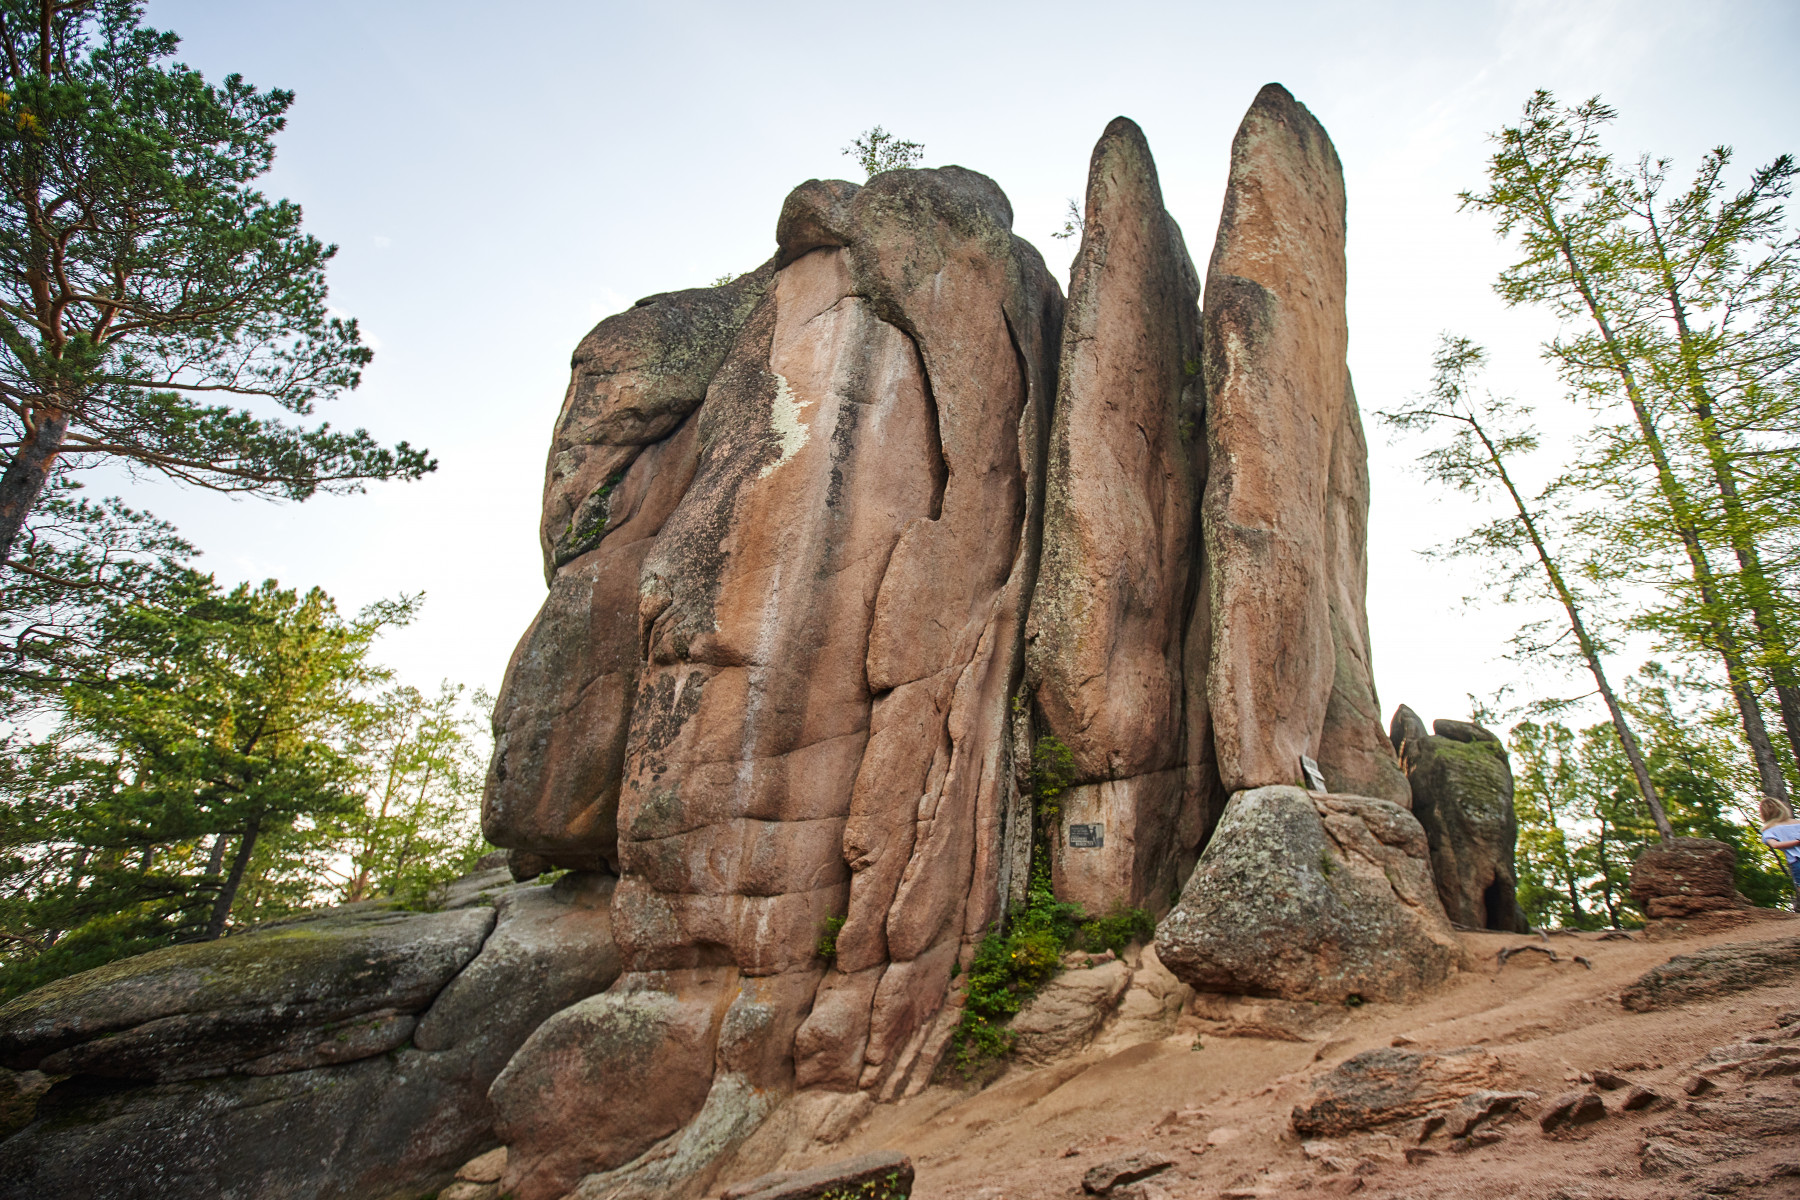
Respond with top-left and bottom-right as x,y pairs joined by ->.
0,874 -> 623,1200
1389,706 -> 1529,933
0,905 -> 494,1081
1155,786 -> 1466,1003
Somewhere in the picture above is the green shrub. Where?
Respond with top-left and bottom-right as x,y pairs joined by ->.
816,914 -> 847,960
1075,904 -> 1156,955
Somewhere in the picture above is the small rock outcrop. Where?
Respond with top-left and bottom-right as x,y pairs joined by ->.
1620,935 -> 1800,1011
1008,958 -> 1133,1064
1155,786 -> 1464,1003
1629,837 -> 1753,919
1290,1046 -> 1506,1136
1389,706 -> 1529,932
0,880 -> 620,1200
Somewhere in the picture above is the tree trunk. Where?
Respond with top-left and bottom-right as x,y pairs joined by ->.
1650,215 -> 1800,779
205,816 -> 260,940
1470,416 -> 1674,841
0,407 -> 69,563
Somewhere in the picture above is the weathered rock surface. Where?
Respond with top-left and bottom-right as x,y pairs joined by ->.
1026,117 -> 1210,913
1082,1149 -> 1174,1194
1537,1089 -> 1606,1134
1290,1046 -> 1506,1136
0,905 -> 494,1081
1009,959 -> 1132,1064
1187,992 -> 1345,1043
1629,837 -> 1752,919
0,881 -> 621,1200
1620,935 -> 1800,1011
1156,786 -> 1464,1003
1200,84 -> 1407,806
1389,706 -> 1528,932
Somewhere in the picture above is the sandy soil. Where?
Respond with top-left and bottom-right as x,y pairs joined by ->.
761,919 -> 1800,1200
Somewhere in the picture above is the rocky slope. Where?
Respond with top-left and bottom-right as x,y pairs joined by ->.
729,919 -> 1800,1200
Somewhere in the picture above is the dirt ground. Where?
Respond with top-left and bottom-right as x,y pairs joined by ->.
775,919 -> 1800,1200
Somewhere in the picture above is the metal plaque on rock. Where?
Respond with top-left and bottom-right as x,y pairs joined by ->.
1068,823 -> 1104,849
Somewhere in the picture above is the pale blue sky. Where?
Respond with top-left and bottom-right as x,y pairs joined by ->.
121,0 -> 1800,734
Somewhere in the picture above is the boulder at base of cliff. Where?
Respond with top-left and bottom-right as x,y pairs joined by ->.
0,876 -> 621,1200
1389,706 -> 1529,933
1155,786 -> 1464,1003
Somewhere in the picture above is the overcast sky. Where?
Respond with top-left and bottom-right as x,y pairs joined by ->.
126,0 -> 1799,737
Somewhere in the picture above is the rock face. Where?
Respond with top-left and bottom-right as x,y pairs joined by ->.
482,163 -> 1063,1200
1620,935 -> 1800,1011
1389,706 -> 1529,932
0,882 -> 621,1200
1200,84 -> 1407,807
1026,117 -> 1211,914
1155,786 -> 1463,1003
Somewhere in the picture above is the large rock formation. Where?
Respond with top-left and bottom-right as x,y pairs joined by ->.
1390,706 -> 1529,932
1155,786 -> 1464,1003
472,85 -> 1416,1200
1026,117 -> 1210,914
1,84 -> 1427,1200
0,879 -> 620,1200
481,164 -> 1063,1200
1200,85 -> 1407,806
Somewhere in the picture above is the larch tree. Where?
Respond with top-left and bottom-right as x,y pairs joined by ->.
1381,334 -> 1674,840
1463,92 -> 1796,811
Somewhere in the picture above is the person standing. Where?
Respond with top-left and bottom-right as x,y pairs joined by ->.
1760,799 -> 1800,913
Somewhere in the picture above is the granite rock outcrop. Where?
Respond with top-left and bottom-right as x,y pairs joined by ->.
1200,85 -> 1407,808
1390,706 -> 1529,932
1155,786 -> 1464,1003
1027,116 -> 1209,915
0,83 -> 1431,1200
0,878 -> 621,1200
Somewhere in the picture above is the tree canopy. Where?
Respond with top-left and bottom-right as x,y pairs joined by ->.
0,0 -> 433,566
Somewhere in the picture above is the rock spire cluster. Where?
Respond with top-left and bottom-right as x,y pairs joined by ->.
474,83 -> 1422,1199
0,84 -> 1491,1200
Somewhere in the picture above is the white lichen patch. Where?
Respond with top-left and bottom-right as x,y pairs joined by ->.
759,372 -> 810,478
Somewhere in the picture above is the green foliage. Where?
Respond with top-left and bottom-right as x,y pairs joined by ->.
1029,735 -> 1076,826
815,914 -> 846,961
1511,667 -> 1792,931
1461,90 -> 1800,812
1076,903 -> 1156,955
0,0 -> 433,564
338,681 -> 494,908
0,560 -> 494,1000
945,733 -> 1156,1074
1050,198 -> 1083,241
816,1171 -> 907,1200
842,126 -> 923,179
